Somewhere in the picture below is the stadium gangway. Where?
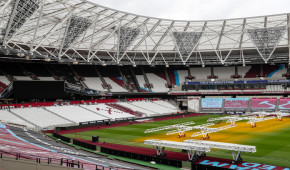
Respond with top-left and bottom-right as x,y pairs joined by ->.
165,123 -> 215,135
144,139 -> 210,162
144,121 -> 195,133
184,139 -> 256,164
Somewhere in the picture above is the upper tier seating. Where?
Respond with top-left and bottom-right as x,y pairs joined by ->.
238,66 -> 251,78
82,104 -> 134,120
14,76 -> 32,80
214,67 -> 235,79
46,105 -> 107,123
83,77 -> 104,91
0,110 -> 34,128
190,67 -> 211,80
176,70 -> 188,84
146,73 -> 169,92
136,75 -> 149,92
38,77 -> 55,81
269,65 -> 287,78
11,108 -> 73,128
104,77 -> 127,92
0,76 -> 10,85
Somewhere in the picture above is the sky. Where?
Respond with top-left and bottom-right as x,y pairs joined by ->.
89,0 -> 290,21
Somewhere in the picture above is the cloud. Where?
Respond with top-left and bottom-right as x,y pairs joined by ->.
90,0 -> 290,20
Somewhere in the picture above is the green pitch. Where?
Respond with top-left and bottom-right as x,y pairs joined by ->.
63,114 -> 290,167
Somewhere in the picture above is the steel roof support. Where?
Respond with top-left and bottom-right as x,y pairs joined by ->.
239,19 -> 246,65
4,0 -> 42,45
216,20 -> 226,51
0,0 -> 13,15
247,26 -> 287,63
31,9 -> 75,52
287,14 -> 290,62
132,20 -> 161,50
153,21 -> 175,51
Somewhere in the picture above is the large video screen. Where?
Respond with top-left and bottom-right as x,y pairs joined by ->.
13,81 -> 65,100
251,99 -> 277,109
224,98 -> 249,109
279,99 -> 290,109
201,98 -> 223,109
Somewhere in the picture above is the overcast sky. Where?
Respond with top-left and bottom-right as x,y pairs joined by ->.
90,0 -> 290,20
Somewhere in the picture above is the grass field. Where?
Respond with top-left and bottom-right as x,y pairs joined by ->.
64,114 -> 290,167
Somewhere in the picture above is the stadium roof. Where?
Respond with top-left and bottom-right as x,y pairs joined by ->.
0,0 -> 289,66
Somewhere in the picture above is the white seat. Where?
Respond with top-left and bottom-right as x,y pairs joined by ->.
11,108 -> 72,128
46,105 -> 107,123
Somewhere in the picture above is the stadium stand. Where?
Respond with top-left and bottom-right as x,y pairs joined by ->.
37,77 -> 55,81
0,110 -> 34,128
83,77 -> 104,91
278,98 -> 290,110
130,101 -> 180,114
176,69 -> 188,84
1,1 -> 290,169
190,67 -> 211,80
81,104 -> 134,120
251,98 -> 277,110
0,76 -> 10,85
10,107 -> 73,128
136,75 -> 150,92
13,76 -> 32,80
213,67 -> 234,79
104,77 -> 127,92
46,105 -> 108,123
147,73 -> 169,92
118,102 -> 157,117
106,103 -> 144,117
153,100 -> 180,110
117,100 -> 180,117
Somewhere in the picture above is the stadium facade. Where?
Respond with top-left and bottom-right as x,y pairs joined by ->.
0,1 -> 290,170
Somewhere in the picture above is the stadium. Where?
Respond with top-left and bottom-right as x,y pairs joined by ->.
0,0 -> 290,170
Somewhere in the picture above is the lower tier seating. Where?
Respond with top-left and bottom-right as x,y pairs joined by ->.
81,104 -> 134,120
46,105 -> 107,123
11,108 -> 73,128
0,110 -> 34,128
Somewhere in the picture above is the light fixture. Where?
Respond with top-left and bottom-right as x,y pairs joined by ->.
72,59 -> 78,64
17,53 -> 25,57
101,61 -> 106,66
44,58 -> 51,62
